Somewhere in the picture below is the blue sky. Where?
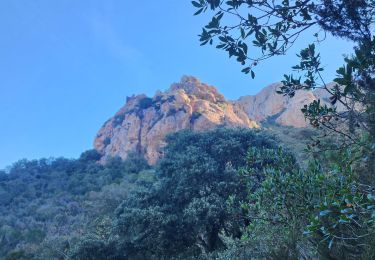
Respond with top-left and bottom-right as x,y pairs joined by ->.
0,1 -> 353,169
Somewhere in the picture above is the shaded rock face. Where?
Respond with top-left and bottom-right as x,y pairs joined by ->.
234,82 -> 335,128
94,76 -> 258,164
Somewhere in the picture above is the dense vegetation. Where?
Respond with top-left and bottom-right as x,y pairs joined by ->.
68,128 -> 285,259
1,128 -> 374,259
192,0 -> 375,258
1,128 -> 304,259
0,151 -> 151,259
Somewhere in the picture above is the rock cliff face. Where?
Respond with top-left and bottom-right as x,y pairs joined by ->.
94,76 -> 339,164
233,82 -> 334,128
94,76 -> 258,164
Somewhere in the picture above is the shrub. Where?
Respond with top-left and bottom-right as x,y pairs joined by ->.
138,97 -> 153,109
191,111 -> 202,122
79,150 -> 101,162
237,145 -> 375,259
5,250 -> 33,260
103,137 -> 111,147
166,108 -> 177,117
112,113 -> 125,127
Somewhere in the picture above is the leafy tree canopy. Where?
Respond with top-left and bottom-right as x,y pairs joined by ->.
69,128 -> 292,259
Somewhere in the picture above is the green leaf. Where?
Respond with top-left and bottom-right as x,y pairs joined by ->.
194,8 -> 204,15
319,210 -> 331,216
217,12 -> 224,21
191,1 -> 202,8
242,43 -> 248,54
240,27 -> 245,39
241,67 -> 251,74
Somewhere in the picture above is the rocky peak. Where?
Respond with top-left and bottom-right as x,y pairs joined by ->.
94,76 -> 258,165
233,82 -> 340,128
168,76 -> 225,103
94,76 -> 341,165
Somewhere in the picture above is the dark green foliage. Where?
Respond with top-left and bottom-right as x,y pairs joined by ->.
221,148 -> 307,258
5,250 -> 33,260
279,40 -> 375,149
160,128 -> 277,174
0,151 -> 150,259
314,0 -> 372,41
138,97 -> 153,109
166,107 -> 177,117
79,149 -> 102,162
193,0 -> 323,76
303,149 -> 375,258
191,111 -> 202,122
112,113 -> 125,127
229,144 -> 375,259
103,137 -> 111,147
69,238 -> 117,260
122,152 -> 150,174
194,3 -> 375,257
70,128 -> 284,259
192,0 -> 372,77
166,95 -> 176,102
152,95 -> 163,104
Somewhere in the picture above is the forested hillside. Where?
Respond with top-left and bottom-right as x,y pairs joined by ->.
0,128 -> 301,259
0,151 -> 152,259
2,127 -> 374,259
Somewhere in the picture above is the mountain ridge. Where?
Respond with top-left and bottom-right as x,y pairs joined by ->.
94,76 -> 258,164
94,76 -> 333,164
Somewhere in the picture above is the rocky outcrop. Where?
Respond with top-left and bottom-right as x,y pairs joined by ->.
94,76 -> 341,164
94,76 -> 258,164
234,82 -> 335,128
